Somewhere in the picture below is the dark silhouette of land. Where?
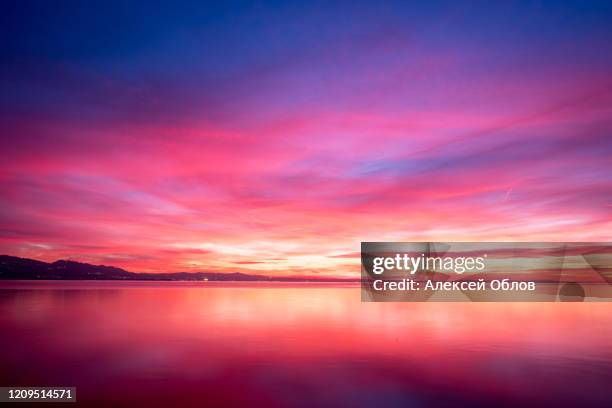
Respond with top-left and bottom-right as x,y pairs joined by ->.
0,255 -> 357,282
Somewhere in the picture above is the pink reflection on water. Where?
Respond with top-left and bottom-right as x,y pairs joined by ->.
1,281 -> 611,407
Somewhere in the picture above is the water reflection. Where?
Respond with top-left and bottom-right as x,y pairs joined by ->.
0,281 -> 611,407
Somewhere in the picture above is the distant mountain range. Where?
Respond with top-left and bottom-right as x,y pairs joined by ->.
0,255 -> 355,282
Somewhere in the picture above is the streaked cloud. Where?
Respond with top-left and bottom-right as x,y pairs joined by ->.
1,1 -> 612,275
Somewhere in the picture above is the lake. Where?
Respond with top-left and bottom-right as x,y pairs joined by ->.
0,281 -> 611,407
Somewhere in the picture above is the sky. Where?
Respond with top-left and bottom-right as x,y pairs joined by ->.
1,1 -> 612,276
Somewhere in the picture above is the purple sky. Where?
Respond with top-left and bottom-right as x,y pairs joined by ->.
1,1 -> 612,275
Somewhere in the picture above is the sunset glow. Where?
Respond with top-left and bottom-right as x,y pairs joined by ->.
1,2 -> 611,276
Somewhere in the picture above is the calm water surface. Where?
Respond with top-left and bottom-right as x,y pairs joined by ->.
1,281 -> 611,407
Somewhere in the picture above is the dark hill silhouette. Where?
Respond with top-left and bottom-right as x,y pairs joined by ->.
0,255 -> 355,282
